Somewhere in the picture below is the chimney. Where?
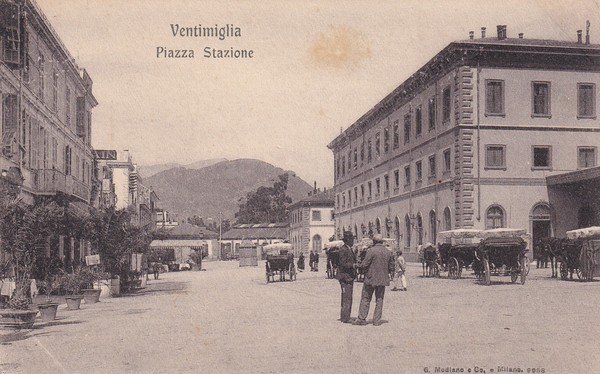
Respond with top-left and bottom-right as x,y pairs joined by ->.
497,25 -> 503,40
586,20 -> 590,44
578,30 -> 583,44
481,27 -> 486,38
503,25 -> 508,39
518,33 -> 523,39
469,31 -> 474,40
313,181 -> 317,192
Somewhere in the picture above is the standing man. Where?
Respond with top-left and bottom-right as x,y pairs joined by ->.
309,250 -> 315,271
353,234 -> 395,326
313,250 -> 320,272
336,231 -> 356,323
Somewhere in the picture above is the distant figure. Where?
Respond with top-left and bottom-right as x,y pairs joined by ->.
313,251 -> 319,272
152,261 -> 161,280
392,250 -> 407,291
297,252 -> 305,272
353,234 -> 395,326
336,231 -> 357,323
309,251 -> 316,271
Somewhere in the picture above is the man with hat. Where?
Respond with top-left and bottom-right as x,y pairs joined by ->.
353,233 -> 395,326
336,230 -> 357,323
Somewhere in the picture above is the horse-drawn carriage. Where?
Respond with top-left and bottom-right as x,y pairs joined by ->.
419,243 -> 440,277
475,229 -> 529,285
562,226 -> 600,281
263,243 -> 296,283
324,240 -> 343,279
437,229 -> 483,280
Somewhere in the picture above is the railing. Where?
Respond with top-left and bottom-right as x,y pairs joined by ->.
35,169 -> 67,194
68,176 -> 89,201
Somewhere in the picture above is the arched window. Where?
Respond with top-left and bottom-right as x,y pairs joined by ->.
531,202 -> 551,248
443,207 -> 451,231
395,216 -> 401,246
375,218 -> 381,234
312,234 -> 322,253
429,210 -> 437,244
404,215 -> 411,248
486,205 -> 505,229
417,213 -> 423,245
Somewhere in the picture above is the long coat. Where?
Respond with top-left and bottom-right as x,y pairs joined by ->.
335,244 -> 356,283
360,244 -> 394,287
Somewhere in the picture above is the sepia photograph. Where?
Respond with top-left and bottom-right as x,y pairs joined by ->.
1,0 -> 600,373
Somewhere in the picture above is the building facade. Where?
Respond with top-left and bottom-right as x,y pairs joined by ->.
95,149 -> 158,229
0,0 -> 97,208
288,189 -> 334,256
328,26 -> 600,261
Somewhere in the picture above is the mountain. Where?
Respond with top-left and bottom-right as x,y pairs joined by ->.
138,158 -> 227,178
145,159 -> 314,221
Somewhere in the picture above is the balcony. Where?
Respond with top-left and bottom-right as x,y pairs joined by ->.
35,169 -> 67,194
34,169 -> 89,202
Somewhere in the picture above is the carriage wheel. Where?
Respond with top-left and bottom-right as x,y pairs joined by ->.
482,258 -> 491,286
510,265 -> 518,283
520,257 -> 528,285
422,261 -> 426,277
448,258 -> 459,280
559,261 -> 568,280
584,251 -> 595,281
266,272 -> 270,284
524,257 -> 531,276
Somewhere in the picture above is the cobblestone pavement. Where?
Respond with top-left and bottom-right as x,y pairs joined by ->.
1,261 -> 599,374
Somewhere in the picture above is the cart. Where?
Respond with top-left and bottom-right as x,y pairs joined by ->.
420,243 -> 440,277
437,229 -> 483,280
263,243 -> 296,283
324,240 -> 344,279
564,226 -> 600,281
475,229 -> 529,285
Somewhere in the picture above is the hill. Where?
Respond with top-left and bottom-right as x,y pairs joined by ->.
145,159 -> 313,221
138,158 -> 227,178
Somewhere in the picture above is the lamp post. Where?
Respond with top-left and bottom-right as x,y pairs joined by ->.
218,211 -> 222,260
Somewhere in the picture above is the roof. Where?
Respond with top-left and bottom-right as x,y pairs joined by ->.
456,37 -> 600,50
221,223 -> 289,240
289,191 -> 334,209
546,166 -> 600,186
150,239 -> 207,247
162,223 -> 219,240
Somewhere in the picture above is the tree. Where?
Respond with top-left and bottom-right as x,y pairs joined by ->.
187,215 -> 205,227
234,174 -> 292,224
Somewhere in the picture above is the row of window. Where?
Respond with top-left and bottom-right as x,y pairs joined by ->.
486,80 -> 596,118
337,149 -> 452,210
289,209 -> 334,224
485,144 -> 597,169
335,86 -> 453,181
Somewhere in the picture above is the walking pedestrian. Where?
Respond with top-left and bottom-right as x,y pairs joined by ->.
336,231 -> 357,323
391,250 -> 407,291
297,252 -> 305,272
353,234 -> 395,326
309,251 -> 315,271
313,251 -> 319,272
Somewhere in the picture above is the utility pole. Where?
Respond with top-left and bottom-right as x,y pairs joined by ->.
218,211 -> 222,260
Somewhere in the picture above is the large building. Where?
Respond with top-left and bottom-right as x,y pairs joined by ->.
0,0 -> 97,210
288,187 -> 334,256
328,25 -> 600,261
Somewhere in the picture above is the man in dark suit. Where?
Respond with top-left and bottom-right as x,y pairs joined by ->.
353,234 -> 395,326
336,231 -> 356,323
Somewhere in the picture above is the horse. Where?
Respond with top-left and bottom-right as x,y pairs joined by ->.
536,237 -> 562,278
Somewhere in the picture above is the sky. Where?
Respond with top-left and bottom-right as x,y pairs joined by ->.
36,0 -> 600,187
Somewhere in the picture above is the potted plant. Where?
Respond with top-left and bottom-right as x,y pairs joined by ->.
79,267 -> 102,304
36,275 -> 60,322
0,198 -> 62,329
58,267 -> 90,310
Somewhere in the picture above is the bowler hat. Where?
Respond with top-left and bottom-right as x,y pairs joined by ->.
343,231 -> 354,240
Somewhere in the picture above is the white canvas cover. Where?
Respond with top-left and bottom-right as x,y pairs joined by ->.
437,229 -> 483,245
324,240 -> 345,249
566,226 -> 600,239
481,228 -> 527,238
263,242 -> 292,255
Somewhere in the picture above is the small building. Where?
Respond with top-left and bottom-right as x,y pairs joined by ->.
220,223 -> 289,260
288,187 -> 335,256
150,223 -> 219,264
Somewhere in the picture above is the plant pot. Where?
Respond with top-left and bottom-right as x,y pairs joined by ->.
0,309 -> 38,329
82,289 -> 101,304
37,302 -> 59,322
65,295 -> 84,310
